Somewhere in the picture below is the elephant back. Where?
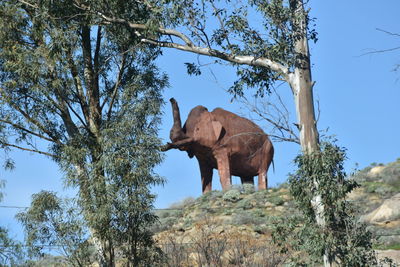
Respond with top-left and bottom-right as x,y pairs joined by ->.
211,108 -> 268,153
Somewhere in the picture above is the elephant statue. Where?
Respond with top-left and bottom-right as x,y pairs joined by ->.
162,98 -> 274,193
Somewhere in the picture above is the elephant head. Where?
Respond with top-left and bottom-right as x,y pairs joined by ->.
166,98 -> 224,155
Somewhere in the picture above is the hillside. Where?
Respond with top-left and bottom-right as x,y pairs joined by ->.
153,159 -> 400,266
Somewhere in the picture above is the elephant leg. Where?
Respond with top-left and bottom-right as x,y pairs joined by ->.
258,172 -> 267,190
214,149 -> 231,191
198,161 -> 213,193
240,176 -> 254,185
258,138 -> 273,190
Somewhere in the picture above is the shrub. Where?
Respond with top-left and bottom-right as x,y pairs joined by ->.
231,211 -> 264,226
222,189 -> 241,203
236,198 -> 253,210
268,195 -> 285,206
242,184 -> 255,194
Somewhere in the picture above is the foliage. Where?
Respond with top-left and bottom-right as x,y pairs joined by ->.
273,141 -> 378,266
145,0 -> 317,97
0,0 -> 167,265
222,189 -> 242,202
16,191 -> 93,267
0,181 -> 24,266
230,210 -> 264,226
0,226 -> 24,266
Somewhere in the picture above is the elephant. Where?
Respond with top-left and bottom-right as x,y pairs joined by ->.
162,98 -> 274,193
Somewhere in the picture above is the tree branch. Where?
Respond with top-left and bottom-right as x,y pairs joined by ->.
106,54 -> 126,121
74,2 -> 194,46
9,103 -> 62,144
75,3 -> 290,79
141,38 -> 290,78
376,28 -> 400,37
0,141 -> 57,158
0,119 -> 58,143
67,52 -> 90,125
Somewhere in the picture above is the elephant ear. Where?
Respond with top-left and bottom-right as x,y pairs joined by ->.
211,120 -> 223,141
193,112 -> 224,145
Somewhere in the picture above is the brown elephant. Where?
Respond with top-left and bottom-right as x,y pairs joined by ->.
162,98 -> 274,193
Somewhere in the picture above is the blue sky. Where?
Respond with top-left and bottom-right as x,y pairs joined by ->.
1,0 -> 400,242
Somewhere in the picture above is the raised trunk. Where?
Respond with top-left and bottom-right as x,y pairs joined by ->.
169,98 -> 186,142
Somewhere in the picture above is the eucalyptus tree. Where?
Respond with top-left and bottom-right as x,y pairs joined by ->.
74,0 -> 377,265
0,181 -> 24,265
17,191 -> 94,267
0,0 -> 167,266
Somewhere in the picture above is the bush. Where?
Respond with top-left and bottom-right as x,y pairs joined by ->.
242,184 -> 255,194
268,195 -> 285,206
222,189 -> 241,203
230,211 -> 264,226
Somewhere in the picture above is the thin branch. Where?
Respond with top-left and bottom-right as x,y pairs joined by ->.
376,28 -> 400,37
106,53 -> 126,121
17,0 -> 38,8
74,2 -> 194,46
359,46 -> 400,56
67,52 -> 90,125
0,142 -> 57,158
0,119 -> 57,143
10,103 -> 62,144
211,1 -> 233,52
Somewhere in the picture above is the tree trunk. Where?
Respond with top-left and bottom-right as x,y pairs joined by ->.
290,0 -> 331,266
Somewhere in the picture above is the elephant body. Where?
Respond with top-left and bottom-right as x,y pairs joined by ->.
163,98 -> 274,193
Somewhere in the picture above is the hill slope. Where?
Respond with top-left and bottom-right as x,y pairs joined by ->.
153,159 -> 400,266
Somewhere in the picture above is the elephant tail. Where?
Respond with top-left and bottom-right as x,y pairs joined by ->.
271,159 -> 275,173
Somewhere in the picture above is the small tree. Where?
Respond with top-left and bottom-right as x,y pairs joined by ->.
0,181 -> 24,266
0,1 -> 167,266
17,191 -> 94,267
273,141 -> 377,266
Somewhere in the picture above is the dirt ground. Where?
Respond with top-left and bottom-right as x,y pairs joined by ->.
376,250 -> 400,265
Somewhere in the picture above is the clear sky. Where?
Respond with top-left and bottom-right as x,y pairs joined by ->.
1,0 -> 399,242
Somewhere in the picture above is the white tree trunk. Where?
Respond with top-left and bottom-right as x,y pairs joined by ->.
290,1 -> 331,265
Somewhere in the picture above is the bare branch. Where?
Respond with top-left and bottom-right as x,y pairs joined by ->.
359,46 -> 400,56
238,87 -> 300,144
376,28 -> 400,37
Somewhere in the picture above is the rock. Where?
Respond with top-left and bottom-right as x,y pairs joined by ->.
264,201 -> 274,207
370,166 -> 385,176
362,193 -> 400,223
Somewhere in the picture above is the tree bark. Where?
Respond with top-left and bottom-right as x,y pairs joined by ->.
289,1 -> 331,266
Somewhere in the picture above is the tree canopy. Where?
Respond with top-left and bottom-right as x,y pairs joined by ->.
0,0 -> 167,265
